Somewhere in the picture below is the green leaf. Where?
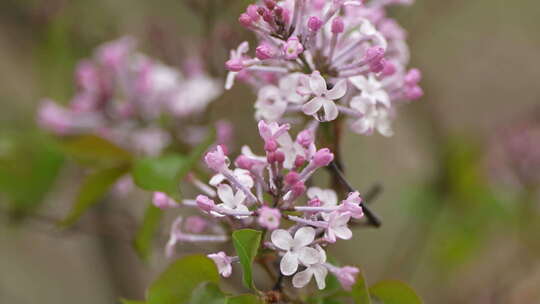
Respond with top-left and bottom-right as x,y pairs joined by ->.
61,135 -> 132,163
0,133 -> 64,216
369,281 -> 422,304
232,229 -> 262,289
147,255 -> 219,304
225,294 -> 262,304
189,282 -> 226,304
132,154 -> 188,200
60,165 -> 128,227
133,204 -> 164,261
351,270 -> 371,304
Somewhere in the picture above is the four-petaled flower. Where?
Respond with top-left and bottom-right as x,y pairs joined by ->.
324,211 -> 353,243
292,245 -> 328,290
215,184 -> 249,217
208,251 -> 234,277
271,227 -> 321,275
302,71 -> 347,122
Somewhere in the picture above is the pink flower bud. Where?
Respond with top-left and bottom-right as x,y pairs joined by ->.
294,155 -> 306,168
381,61 -> 397,76
204,145 -> 229,172
258,206 -> 281,230
235,155 -> 255,170
264,139 -> 279,152
225,58 -> 244,72
292,181 -> 306,197
308,16 -> 323,32
238,13 -> 253,28
331,18 -> 345,34
263,0 -> 276,10
246,4 -> 260,21
274,151 -> 285,163
364,46 -> 385,63
184,216 -> 207,233
153,192 -> 177,209
334,266 -> 359,291
405,85 -> 424,100
256,44 -> 276,60
196,195 -> 216,213
283,36 -> 304,60
296,129 -> 314,147
370,58 -> 386,73
405,68 -> 422,86
284,172 -> 300,185
313,148 -> 334,167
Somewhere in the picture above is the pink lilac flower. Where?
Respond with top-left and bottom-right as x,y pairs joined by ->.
208,251 -> 238,278
226,0 -> 422,136
292,245 -> 328,289
326,265 -> 360,291
37,37 -> 222,155
258,206 -> 281,230
152,192 -> 178,209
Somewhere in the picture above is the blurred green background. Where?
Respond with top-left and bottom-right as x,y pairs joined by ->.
1,0 -> 539,303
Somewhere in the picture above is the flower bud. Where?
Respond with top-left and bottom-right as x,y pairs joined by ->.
291,181 -> 306,197
238,13 -> 253,28
294,155 -> 306,168
235,155 -> 255,170
284,172 -> 300,185
331,18 -> 345,34
405,68 -> 422,86
246,4 -> 260,20
196,195 -> 216,213
296,129 -> 314,147
225,58 -> 244,72
381,60 -> 396,76
364,46 -> 385,63
255,44 -> 275,60
313,148 -> 334,167
263,0 -> 276,10
204,145 -> 229,172
308,16 -> 323,32
264,139 -> 278,152
405,85 -> 424,100
153,192 -> 177,209
184,216 -> 207,233
274,151 -> 285,164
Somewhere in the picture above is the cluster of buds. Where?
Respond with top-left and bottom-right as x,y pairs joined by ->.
159,120 -> 366,290
37,36 -> 223,156
226,0 -> 423,136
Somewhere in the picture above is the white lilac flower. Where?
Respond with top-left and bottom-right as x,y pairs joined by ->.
349,97 -> 394,137
209,168 -> 254,189
255,85 -> 288,121
301,71 -> 347,122
271,227 -> 321,275
324,211 -> 353,243
349,75 -> 391,108
292,245 -> 328,290
207,251 -> 234,278
215,184 -> 250,217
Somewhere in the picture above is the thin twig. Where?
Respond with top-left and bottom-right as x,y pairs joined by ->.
329,161 -> 382,227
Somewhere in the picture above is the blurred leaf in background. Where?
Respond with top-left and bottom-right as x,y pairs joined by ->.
0,131 -> 64,219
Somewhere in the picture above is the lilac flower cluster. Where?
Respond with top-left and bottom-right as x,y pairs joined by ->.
159,120 -> 364,290
226,0 -> 423,136
38,37 -> 222,156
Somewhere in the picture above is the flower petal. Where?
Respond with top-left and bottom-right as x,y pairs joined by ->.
298,246 -> 321,265
312,265 -> 328,290
271,229 -> 293,250
349,75 -> 368,90
293,226 -> 316,248
309,72 -> 327,96
326,80 -> 347,100
302,97 -> 324,115
280,251 -> 299,275
217,184 -> 235,206
322,99 -> 339,121
292,268 -> 313,288
334,226 -> 353,240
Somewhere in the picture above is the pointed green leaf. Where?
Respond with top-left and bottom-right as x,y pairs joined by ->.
133,204 -> 164,261
232,229 -> 262,289
132,154 -> 188,200
189,282 -> 226,304
225,294 -> 262,304
60,165 -> 128,227
147,255 -> 219,304
369,280 -> 422,304
351,270 -> 371,304
61,135 -> 132,163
